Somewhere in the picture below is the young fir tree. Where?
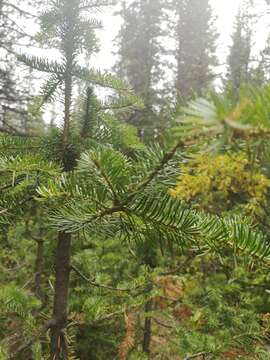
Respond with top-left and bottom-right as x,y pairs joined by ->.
226,0 -> 255,100
18,0 -> 139,358
172,0 -> 217,99
115,0 -> 167,139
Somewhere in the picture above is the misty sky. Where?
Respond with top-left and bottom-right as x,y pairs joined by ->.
91,0 -> 269,71
22,0 -> 269,122
29,0 -> 270,121
22,0 -> 270,74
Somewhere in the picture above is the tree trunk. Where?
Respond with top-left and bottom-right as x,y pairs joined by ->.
142,299 -> 153,356
34,239 -> 44,301
62,72 -> 72,149
50,232 -> 71,360
32,237 -> 46,320
50,23 -> 74,357
50,5 -> 76,357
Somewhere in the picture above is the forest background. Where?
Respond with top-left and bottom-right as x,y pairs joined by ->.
1,0 -> 270,360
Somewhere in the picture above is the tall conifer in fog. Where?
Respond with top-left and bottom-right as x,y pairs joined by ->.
259,34 -> 270,81
115,0 -> 166,139
0,0 -> 37,128
173,0 -> 217,99
226,0 -> 255,100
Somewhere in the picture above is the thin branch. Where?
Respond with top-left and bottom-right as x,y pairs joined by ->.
89,310 -> 124,324
153,318 -> 173,329
84,204 -> 126,225
98,101 -> 136,112
184,352 -> 209,360
4,14 -> 35,39
30,235 -> 44,243
2,1 -> 38,18
79,1 -> 115,12
232,279 -> 270,290
0,125 -> 37,137
92,158 -> 119,203
71,264 -> 141,293
159,265 -> 182,276
132,139 -> 184,195
8,319 -> 56,360
74,305 -> 139,326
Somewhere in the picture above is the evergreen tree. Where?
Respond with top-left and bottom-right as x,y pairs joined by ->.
261,34 -> 270,79
14,0 -> 144,357
115,0 -> 167,139
253,33 -> 270,84
226,0 -> 255,100
18,0 -> 135,358
173,0 -> 217,99
0,0 -> 37,132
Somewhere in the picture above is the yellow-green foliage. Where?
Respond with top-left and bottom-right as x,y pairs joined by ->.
0,346 -> 7,360
170,152 -> 270,214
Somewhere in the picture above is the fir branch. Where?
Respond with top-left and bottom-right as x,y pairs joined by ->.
91,157 -> 120,204
129,139 -> 184,197
17,54 -> 65,75
73,65 -> 132,92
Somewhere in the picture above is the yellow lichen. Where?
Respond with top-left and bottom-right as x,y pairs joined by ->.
170,152 -> 270,215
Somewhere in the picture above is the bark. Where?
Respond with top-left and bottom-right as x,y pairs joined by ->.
142,299 -> 153,356
62,71 -> 72,149
81,87 -> 93,138
50,232 -> 71,360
